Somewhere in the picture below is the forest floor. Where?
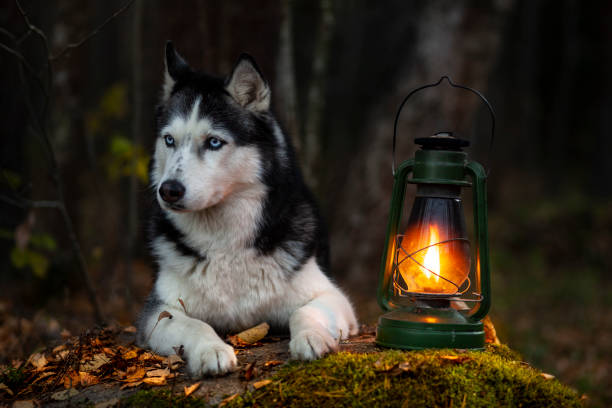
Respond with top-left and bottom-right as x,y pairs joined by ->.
0,322 -> 584,407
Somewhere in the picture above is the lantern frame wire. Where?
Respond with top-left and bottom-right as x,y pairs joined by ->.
391,75 -> 496,176
392,234 -> 482,302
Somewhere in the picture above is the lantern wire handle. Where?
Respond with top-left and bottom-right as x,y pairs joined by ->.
392,76 -> 496,176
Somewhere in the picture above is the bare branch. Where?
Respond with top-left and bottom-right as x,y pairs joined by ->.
0,41 -> 48,100
50,0 -> 135,61
0,194 -> 63,210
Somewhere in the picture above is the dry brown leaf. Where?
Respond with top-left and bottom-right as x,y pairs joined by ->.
440,355 -> 472,364
51,388 -> 79,401
178,298 -> 187,314
242,362 -> 256,381
52,344 -> 67,353
253,379 -> 273,389
263,360 -> 283,368
60,329 -> 72,338
184,382 -> 201,397
540,373 -> 555,380
142,376 -> 167,386
124,367 -> 146,382
79,371 -> 100,387
123,326 -> 137,334
166,354 -> 184,370
139,352 -> 164,362
236,322 -> 269,344
123,349 -> 139,360
146,368 -> 170,377
30,371 -> 55,385
28,352 -> 48,370
63,370 -> 80,389
219,393 -> 239,407
483,316 -> 501,345
81,353 -> 109,372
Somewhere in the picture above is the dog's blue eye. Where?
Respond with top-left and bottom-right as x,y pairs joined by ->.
164,134 -> 175,147
206,137 -> 224,150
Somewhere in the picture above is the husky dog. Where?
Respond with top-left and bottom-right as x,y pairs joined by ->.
137,42 -> 358,377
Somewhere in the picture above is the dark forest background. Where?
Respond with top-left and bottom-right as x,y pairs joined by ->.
1,0 -> 611,405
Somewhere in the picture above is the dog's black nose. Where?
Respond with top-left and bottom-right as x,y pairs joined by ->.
159,180 -> 185,203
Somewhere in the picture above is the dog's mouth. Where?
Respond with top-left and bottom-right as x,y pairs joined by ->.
164,203 -> 189,212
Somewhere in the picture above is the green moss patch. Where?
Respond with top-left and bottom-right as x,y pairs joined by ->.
226,345 -> 582,408
122,389 -> 209,408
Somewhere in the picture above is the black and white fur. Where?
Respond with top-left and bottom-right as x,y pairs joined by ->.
137,42 -> 358,376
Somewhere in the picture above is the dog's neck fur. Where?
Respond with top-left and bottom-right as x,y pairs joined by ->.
167,182 -> 268,252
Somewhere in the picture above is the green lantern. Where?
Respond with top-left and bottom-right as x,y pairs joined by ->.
376,76 -> 494,350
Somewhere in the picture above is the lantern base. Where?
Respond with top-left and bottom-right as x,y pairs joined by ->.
376,308 -> 484,350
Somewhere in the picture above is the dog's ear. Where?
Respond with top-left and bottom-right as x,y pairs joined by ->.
162,41 -> 190,102
225,54 -> 270,112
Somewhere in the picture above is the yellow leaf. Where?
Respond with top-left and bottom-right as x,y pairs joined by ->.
142,376 -> 166,386
184,382 -> 201,397
253,379 -> 273,389
219,393 -> 239,407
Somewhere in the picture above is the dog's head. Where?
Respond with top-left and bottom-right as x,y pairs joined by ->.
152,42 -> 276,213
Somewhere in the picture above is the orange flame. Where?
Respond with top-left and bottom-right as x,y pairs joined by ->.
422,226 -> 441,282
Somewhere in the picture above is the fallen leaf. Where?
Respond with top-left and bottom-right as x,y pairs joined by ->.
263,360 -> 283,368
139,352 -> 164,362
28,352 -> 48,369
123,349 -> 139,360
253,379 -> 273,389
540,373 -> 555,380
236,322 -> 270,344
60,328 -> 72,338
242,362 -> 256,381
79,371 -> 100,387
483,316 -> 500,344
184,382 -> 201,397
146,368 -> 170,377
63,369 -> 80,389
53,344 -> 67,353
0,383 -> 13,396
142,376 -> 167,386
123,326 -> 137,334
178,298 -> 187,314
124,367 -> 146,382
81,353 -> 109,372
219,393 -> 239,407
166,354 -> 184,370
440,355 -> 472,364
51,388 -> 79,401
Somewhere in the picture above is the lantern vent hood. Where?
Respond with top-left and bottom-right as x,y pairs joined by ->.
415,132 -> 470,151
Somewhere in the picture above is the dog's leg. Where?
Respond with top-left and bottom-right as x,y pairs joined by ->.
289,289 -> 359,360
139,304 -> 237,377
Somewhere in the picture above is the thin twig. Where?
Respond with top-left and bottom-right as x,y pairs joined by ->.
0,195 -> 63,210
50,0 -> 135,61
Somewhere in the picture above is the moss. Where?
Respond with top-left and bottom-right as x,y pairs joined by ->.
226,345 -> 582,408
122,389 -> 209,408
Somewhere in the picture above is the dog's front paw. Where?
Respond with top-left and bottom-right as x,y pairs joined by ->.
187,341 -> 237,377
290,327 -> 338,361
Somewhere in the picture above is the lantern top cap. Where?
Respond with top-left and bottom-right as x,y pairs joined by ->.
415,132 -> 470,151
